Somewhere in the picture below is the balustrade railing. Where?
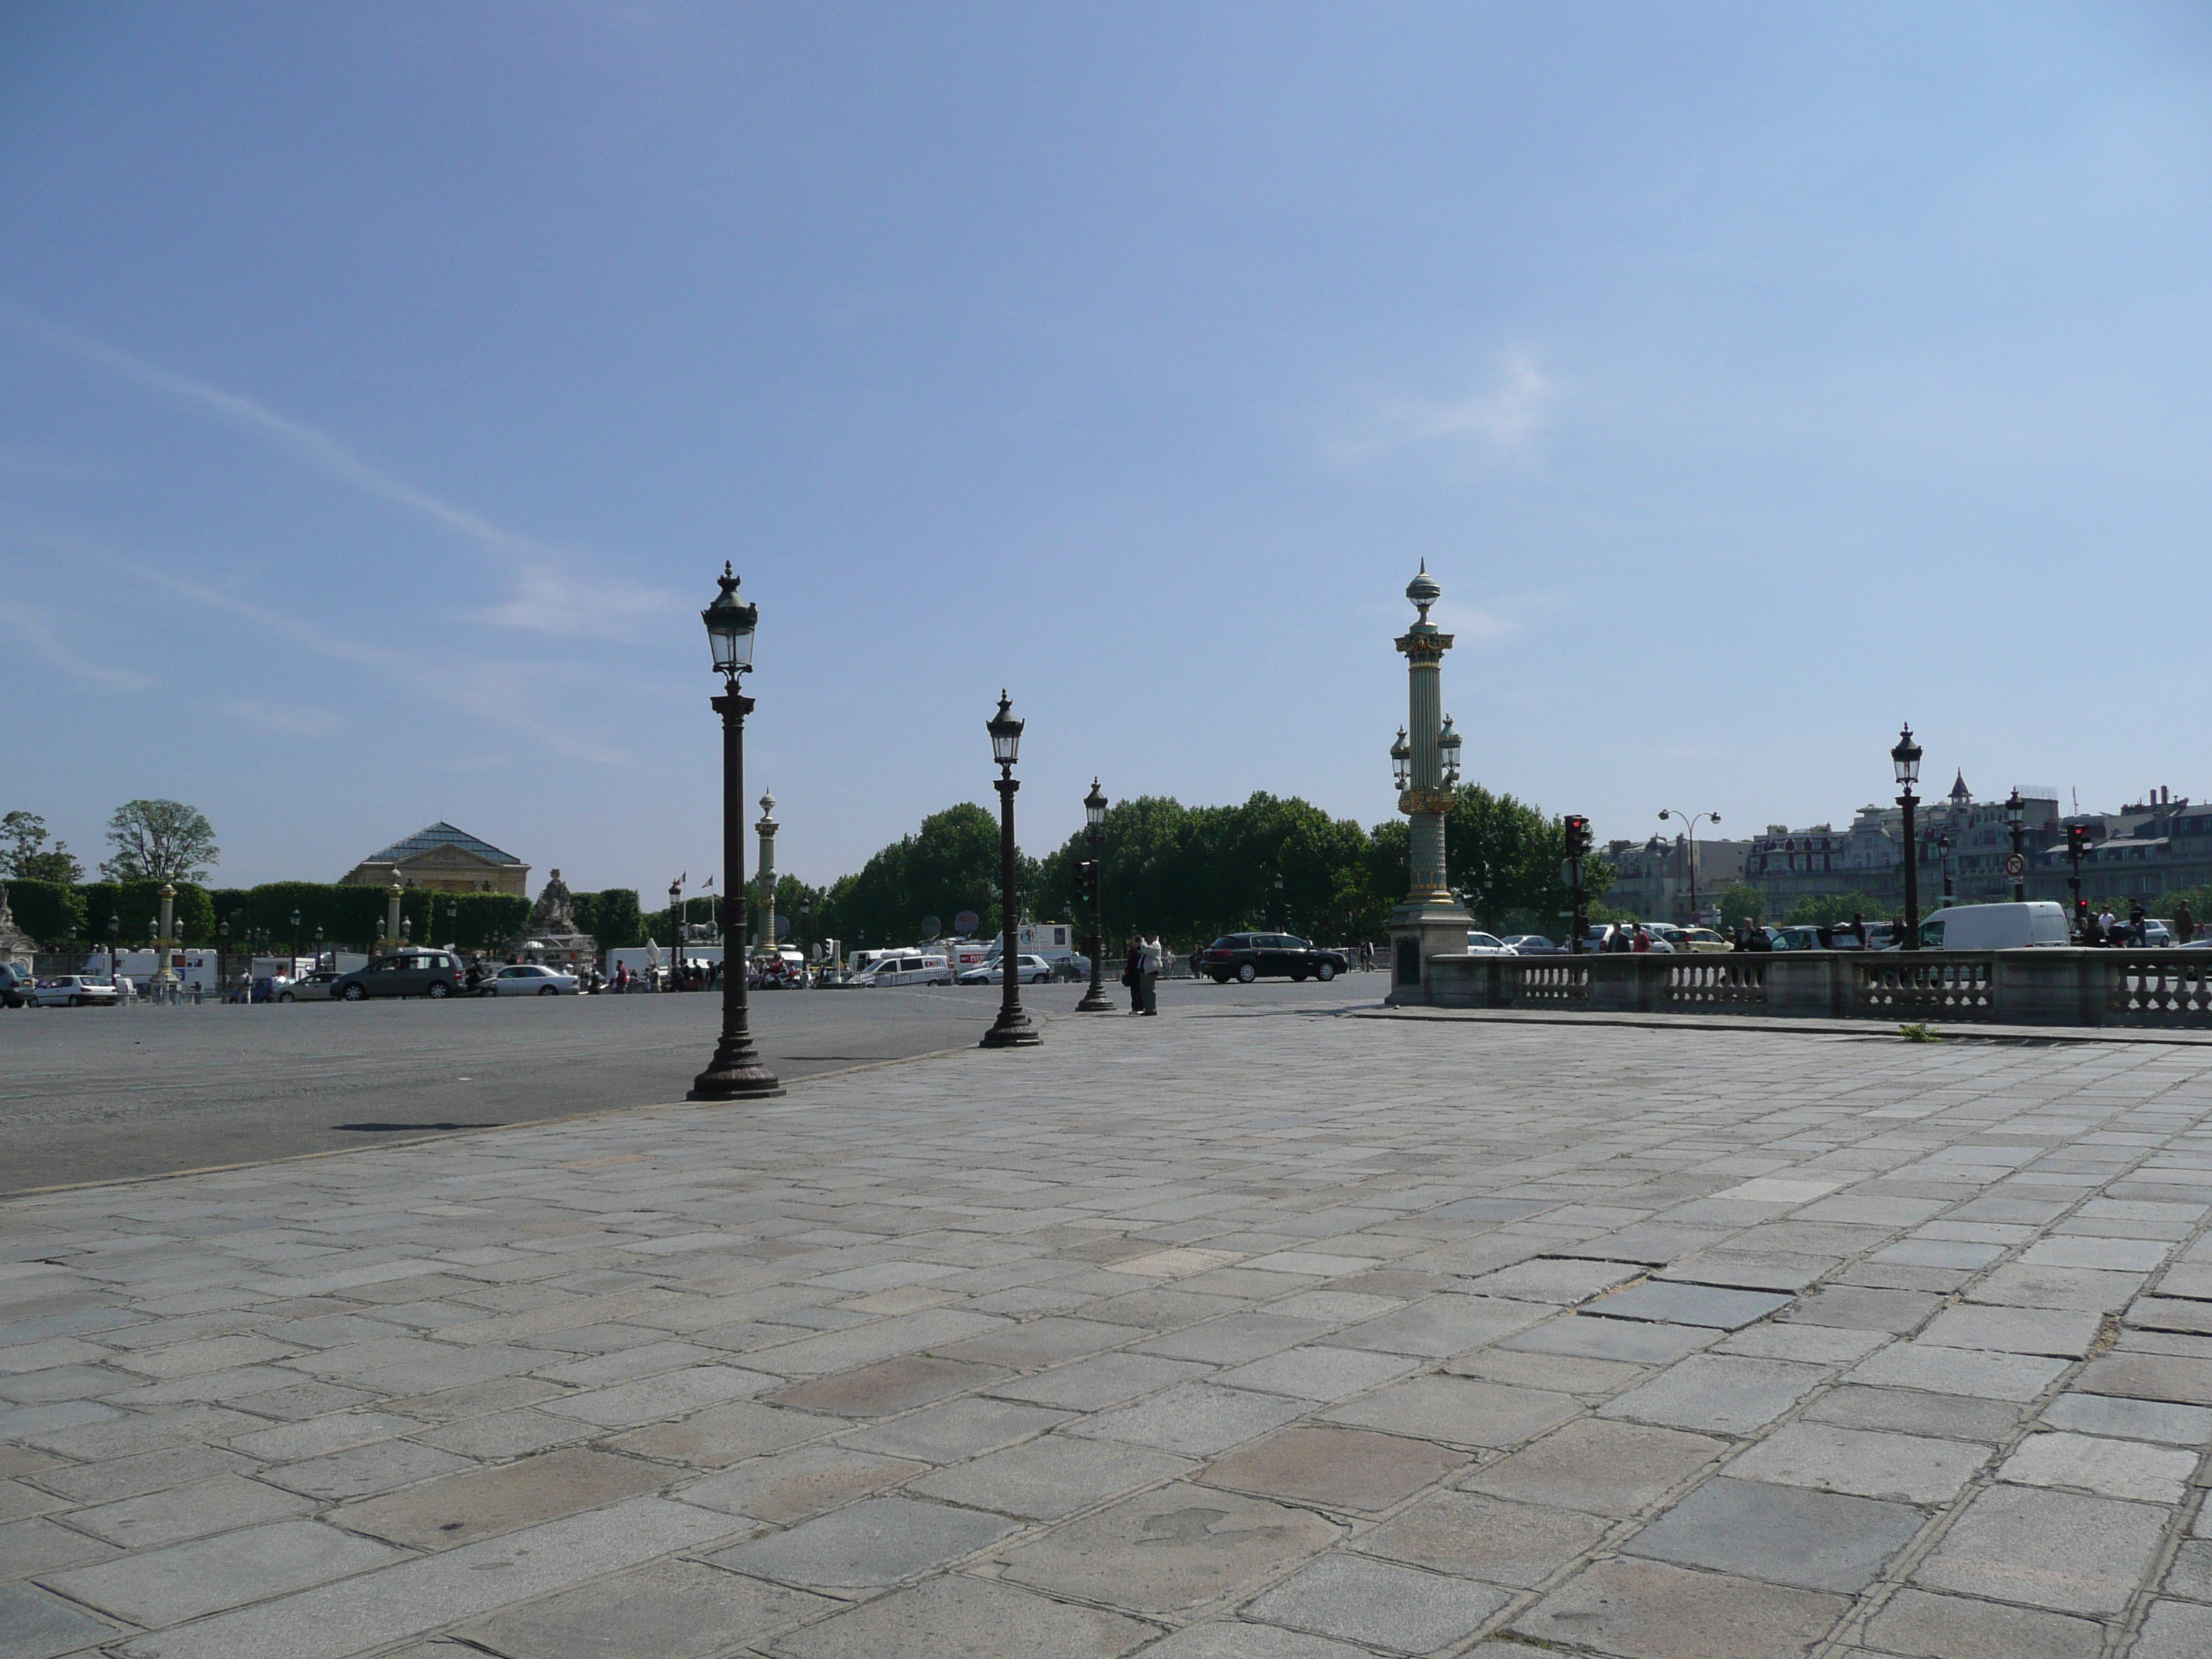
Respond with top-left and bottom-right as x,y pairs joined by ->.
1419,948 -> 2212,1030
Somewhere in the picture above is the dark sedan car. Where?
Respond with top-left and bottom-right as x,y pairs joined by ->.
330,950 -> 466,1001
1197,933 -> 1349,984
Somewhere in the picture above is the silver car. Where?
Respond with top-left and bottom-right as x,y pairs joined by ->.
485,963 -> 579,996
32,975 -> 119,1007
278,970 -> 342,1003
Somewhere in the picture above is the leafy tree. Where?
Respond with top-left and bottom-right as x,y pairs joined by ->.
1,811 -> 84,883
1717,884 -> 1766,928
101,800 -> 219,883
1442,786 -> 1613,937
75,881 -> 215,945
573,889 -> 644,950
817,804 -> 1035,948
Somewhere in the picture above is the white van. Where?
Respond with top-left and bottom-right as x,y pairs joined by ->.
1917,902 -> 2072,950
850,952 -> 952,987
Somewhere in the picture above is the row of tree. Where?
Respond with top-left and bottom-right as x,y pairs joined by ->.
1,880 -> 649,953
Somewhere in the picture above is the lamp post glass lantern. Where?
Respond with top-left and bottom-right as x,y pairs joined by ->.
1892,723 -> 1923,948
688,562 -> 782,1100
1076,778 -> 1112,1012
981,692 -> 1040,1047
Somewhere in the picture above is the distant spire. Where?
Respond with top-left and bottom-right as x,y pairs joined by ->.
1950,769 -> 1971,802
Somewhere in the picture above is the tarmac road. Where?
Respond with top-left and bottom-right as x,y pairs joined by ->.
0,974 -> 1381,1192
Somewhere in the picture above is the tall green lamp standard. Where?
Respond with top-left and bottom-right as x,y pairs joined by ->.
688,564 -> 784,1101
981,692 -> 1040,1048
1076,778 -> 1114,1013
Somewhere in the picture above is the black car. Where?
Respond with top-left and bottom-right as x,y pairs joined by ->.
330,950 -> 467,1001
1197,933 -> 1349,984
0,963 -> 31,1009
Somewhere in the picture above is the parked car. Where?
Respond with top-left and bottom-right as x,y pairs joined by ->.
1501,935 -> 1560,955
330,950 -> 467,1001
0,963 -> 32,1008
31,974 -> 119,1007
849,953 -> 953,987
1678,927 -> 1732,953
1917,902 -> 2072,951
1465,931 -> 1514,956
958,953 -> 1055,986
1195,934 -> 1349,983
481,963 -> 579,996
278,969 -> 342,1003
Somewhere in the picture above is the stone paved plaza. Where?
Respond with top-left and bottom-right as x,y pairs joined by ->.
6,1004 -> 2212,1658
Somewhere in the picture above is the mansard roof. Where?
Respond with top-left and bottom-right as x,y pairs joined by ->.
364,822 -> 523,868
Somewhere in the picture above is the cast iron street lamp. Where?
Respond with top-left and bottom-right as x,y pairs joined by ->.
1938,831 -> 1955,909
981,692 -> 1039,1048
290,909 -> 302,970
315,925 -> 325,968
1656,809 -> 1722,926
1076,778 -> 1112,1013
667,879 -> 682,982
2005,788 -> 2028,902
688,564 -> 782,1099
1892,723 -> 1923,950
1273,870 -> 1285,931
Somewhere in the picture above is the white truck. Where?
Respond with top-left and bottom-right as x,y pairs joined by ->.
1917,902 -> 2072,950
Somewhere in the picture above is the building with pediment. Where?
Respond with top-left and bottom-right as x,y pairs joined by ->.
339,823 -> 530,896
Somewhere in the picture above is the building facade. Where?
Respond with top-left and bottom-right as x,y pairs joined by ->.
1744,778 -> 2066,917
340,823 -> 530,896
1602,835 -> 1750,925
2028,789 -> 2211,907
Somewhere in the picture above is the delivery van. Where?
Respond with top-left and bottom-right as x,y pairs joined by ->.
1917,902 -> 2072,950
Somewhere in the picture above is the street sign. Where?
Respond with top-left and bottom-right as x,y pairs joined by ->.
2002,853 -> 2026,878
1560,860 -> 1581,887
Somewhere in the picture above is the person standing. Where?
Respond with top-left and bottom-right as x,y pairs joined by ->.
1138,934 -> 1162,1015
1849,912 -> 1868,949
1359,939 -> 1375,972
1123,938 -> 1143,1013
2177,899 -> 2196,946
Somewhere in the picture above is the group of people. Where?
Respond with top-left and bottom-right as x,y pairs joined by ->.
1121,934 -> 1165,1014
2082,901 -> 2195,947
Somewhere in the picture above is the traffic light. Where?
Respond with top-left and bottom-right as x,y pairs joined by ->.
1074,860 -> 1098,907
2067,824 -> 2089,858
1563,815 -> 1591,860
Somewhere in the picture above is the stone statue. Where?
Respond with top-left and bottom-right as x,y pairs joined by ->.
526,870 -> 577,936
0,884 -> 35,961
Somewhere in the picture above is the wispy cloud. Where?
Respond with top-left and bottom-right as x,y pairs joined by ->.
221,698 -> 340,736
0,601 -> 150,691
14,525 -> 630,765
0,298 -> 676,643
1331,351 -> 1560,465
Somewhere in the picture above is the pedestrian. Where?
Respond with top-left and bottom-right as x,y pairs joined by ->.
2177,899 -> 2197,946
1850,912 -> 1868,949
1359,939 -> 1375,972
2084,911 -> 2107,946
1123,938 -> 1143,1013
1138,934 -> 1163,1015
2128,903 -> 2148,946
1629,920 -> 1651,953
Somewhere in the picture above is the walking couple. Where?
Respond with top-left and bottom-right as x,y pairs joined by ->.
1122,934 -> 1164,1015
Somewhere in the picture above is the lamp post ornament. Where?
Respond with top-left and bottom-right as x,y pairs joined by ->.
756,791 -> 779,958
1386,562 -> 1471,1002
688,562 -> 783,1100
1892,722 -> 1923,950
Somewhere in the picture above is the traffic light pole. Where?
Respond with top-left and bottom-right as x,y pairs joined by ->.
1563,815 -> 1591,954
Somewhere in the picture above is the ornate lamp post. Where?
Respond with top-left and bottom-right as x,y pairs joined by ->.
688,563 -> 783,1100
667,879 -> 683,983
1938,831 -> 1955,909
1656,809 -> 1721,926
756,791 -> 779,959
1077,778 -> 1113,1012
385,881 -> 403,955
981,692 -> 1040,1048
2005,788 -> 2027,903
1892,723 -> 1923,950
290,908 -> 302,971
1386,564 -> 1471,1001
315,925 -> 325,969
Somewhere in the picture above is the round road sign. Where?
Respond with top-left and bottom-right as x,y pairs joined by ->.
2002,853 -> 2026,878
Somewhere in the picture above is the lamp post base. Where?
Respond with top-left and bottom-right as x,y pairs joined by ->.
686,1035 -> 785,1100
980,1009 -> 1041,1047
1074,986 -> 1114,1013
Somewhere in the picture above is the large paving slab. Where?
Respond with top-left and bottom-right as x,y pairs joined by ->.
7,1006 -> 2212,1654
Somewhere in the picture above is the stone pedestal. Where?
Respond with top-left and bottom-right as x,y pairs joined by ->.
1387,897 -> 1474,1007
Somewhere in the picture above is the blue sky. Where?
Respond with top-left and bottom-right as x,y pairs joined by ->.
4,2 -> 2208,894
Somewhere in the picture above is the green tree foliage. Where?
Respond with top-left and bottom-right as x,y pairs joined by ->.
1717,884 -> 1766,928
101,800 -> 220,883
0,811 -> 84,883
572,889 -> 644,949
1442,786 -> 1609,935
817,804 -> 1036,948
2,878 -> 85,946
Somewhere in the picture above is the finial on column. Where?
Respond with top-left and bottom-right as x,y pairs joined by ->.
1406,561 -> 1442,623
